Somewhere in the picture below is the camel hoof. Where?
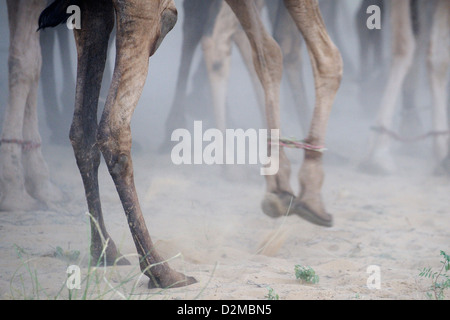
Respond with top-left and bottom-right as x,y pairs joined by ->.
261,192 -> 295,218
30,181 -> 66,205
291,201 -> 333,227
148,273 -> 197,289
114,255 -> 132,266
0,192 -> 43,212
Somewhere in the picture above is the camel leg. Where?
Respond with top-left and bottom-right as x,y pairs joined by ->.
360,0 -> 415,175
232,28 -> 266,120
201,1 -> 237,134
98,0 -> 195,288
429,0 -> 450,170
284,0 -> 343,227
202,1 -> 266,131
319,0 -> 354,78
159,0 -> 219,153
400,0 -> 431,139
232,0 -> 266,121
225,0 -> 295,218
22,65 -> 65,206
273,1 -> 310,136
0,0 -> 46,211
71,0 -> 129,266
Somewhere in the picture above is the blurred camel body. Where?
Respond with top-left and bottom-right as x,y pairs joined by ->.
0,0 -> 63,211
361,0 -> 450,174
39,0 -> 342,288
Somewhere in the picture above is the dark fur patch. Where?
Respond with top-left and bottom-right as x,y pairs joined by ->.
38,0 -> 82,30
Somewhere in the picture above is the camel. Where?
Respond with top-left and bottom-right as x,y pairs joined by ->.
0,0 -> 64,211
39,0 -> 342,288
360,0 -> 450,175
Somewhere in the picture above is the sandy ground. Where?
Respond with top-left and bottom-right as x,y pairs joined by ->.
0,138 -> 448,300
0,0 -> 448,301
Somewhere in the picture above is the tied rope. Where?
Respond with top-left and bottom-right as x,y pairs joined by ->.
371,126 -> 450,143
269,137 -> 327,153
0,139 -> 41,151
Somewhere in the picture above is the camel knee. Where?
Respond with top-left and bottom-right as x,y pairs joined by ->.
96,122 -> 132,177
392,31 -> 416,71
8,50 -> 41,86
316,44 -> 343,90
69,121 -> 101,170
427,47 -> 450,83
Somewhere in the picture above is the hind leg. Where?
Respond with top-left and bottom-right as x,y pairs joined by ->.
98,0 -> 195,288
70,0 -> 129,266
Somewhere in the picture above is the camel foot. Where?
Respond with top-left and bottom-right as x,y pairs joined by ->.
261,191 -> 295,218
148,269 -> 197,289
0,190 -> 43,211
291,200 -> 333,227
28,180 -> 66,206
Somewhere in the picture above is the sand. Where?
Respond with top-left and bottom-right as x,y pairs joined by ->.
0,140 -> 448,300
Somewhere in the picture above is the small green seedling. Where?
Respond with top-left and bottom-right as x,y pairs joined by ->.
53,246 -> 80,263
419,251 -> 450,300
295,265 -> 319,284
265,287 -> 279,300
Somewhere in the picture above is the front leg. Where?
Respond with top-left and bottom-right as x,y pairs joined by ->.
284,0 -> 343,227
360,0 -> 416,175
226,0 -> 295,218
98,0 -> 195,288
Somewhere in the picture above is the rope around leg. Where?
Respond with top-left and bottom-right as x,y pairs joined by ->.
0,139 -> 42,152
269,137 -> 327,153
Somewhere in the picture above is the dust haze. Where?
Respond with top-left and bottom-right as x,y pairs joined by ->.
0,0 -> 448,300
